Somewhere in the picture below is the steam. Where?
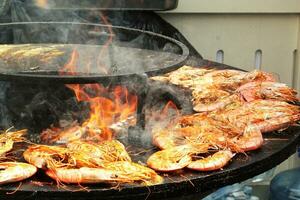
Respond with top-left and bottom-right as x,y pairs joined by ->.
0,2 -> 190,148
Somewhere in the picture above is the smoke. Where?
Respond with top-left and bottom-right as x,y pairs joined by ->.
0,1 -> 193,148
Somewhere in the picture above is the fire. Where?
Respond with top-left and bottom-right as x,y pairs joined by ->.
52,12 -> 138,142
59,50 -> 137,141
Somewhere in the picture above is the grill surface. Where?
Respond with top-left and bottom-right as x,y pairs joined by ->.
0,59 -> 299,200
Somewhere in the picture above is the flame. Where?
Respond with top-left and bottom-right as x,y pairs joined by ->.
59,42 -> 137,141
48,12 -> 138,143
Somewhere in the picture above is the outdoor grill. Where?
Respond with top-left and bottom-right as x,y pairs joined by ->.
0,1 -> 299,200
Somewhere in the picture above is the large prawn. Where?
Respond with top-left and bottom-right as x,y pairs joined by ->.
66,140 -> 131,168
187,150 -> 235,172
0,162 -> 37,185
46,161 -> 163,186
147,144 -> 209,172
213,100 -> 300,133
23,145 -> 72,169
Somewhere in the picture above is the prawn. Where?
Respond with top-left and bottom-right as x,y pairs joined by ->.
213,100 -> 300,132
102,161 -> 163,185
0,162 -> 37,185
233,125 -> 264,152
67,140 -> 131,167
45,167 -> 123,184
0,129 -> 27,155
147,144 -> 209,172
40,125 -> 87,144
23,145 -> 72,169
237,81 -> 298,103
187,150 -> 234,171
46,161 -> 163,185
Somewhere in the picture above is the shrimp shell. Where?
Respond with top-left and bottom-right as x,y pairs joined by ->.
187,150 -> 234,171
0,162 -> 37,185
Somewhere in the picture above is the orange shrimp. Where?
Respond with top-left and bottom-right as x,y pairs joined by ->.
45,167 -> 123,184
187,150 -> 234,171
214,100 -> 300,132
255,114 -> 300,133
193,93 -> 241,113
0,129 -> 27,155
233,125 -> 264,152
147,144 -> 209,172
23,145 -> 71,169
0,162 -> 37,185
152,126 -> 200,150
40,125 -> 87,144
237,81 -> 298,103
46,161 -> 163,185
210,70 -> 275,92
102,161 -> 163,185
67,140 -> 131,167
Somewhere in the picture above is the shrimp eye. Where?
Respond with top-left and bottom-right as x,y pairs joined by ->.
112,174 -> 118,178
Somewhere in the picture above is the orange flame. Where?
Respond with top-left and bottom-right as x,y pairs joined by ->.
59,48 -> 137,141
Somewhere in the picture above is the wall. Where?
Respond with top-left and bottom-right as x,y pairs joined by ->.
160,0 -> 300,176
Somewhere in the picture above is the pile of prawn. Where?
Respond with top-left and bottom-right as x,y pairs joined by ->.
0,130 -> 162,187
148,66 -> 300,172
23,140 -> 162,186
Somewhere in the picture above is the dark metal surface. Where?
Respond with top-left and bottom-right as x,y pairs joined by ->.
0,127 -> 299,200
27,0 -> 179,11
0,59 -> 299,200
0,22 -> 189,84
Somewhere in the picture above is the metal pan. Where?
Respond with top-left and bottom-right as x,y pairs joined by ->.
0,22 -> 189,84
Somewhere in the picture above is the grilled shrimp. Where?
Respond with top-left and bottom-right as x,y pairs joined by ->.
40,125 -> 87,144
46,162 -> 163,185
204,69 -> 246,80
147,144 -> 209,172
168,66 -> 213,88
208,70 -> 275,92
0,129 -> 27,155
23,145 -> 71,169
0,162 -> 37,185
187,150 -> 234,171
0,139 -> 14,156
103,161 -> 163,185
152,126 -> 200,150
46,167 -> 123,184
214,100 -> 300,132
255,114 -> 300,133
193,93 -> 240,113
237,81 -> 298,102
67,140 -> 131,167
233,125 -> 264,152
